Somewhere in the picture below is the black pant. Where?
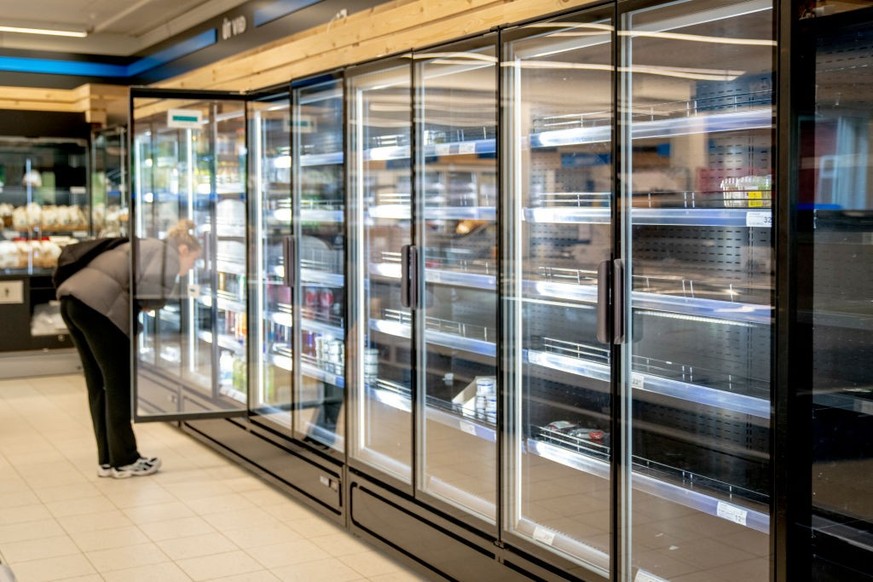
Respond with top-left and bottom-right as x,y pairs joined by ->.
60,296 -> 139,467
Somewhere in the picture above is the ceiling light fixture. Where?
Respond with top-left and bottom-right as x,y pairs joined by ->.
0,25 -> 88,38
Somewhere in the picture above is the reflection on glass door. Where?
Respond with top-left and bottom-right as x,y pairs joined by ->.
415,38 -> 498,521
131,91 -> 248,418
798,8 -> 873,580
502,12 -> 613,575
250,92 -> 292,426
293,76 -> 346,451
622,0 -> 774,579
348,60 -> 414,483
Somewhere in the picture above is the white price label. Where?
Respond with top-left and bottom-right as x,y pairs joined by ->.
716,501 -> 748,526
532,526 -> 556,546
460,421 -> 477,436
746,211 -> 772,228
635,570 -> 668,582
458,141 -> 477,155
631,373 -> 645,391
435,144 -> 451,156
0,280 -> 24,304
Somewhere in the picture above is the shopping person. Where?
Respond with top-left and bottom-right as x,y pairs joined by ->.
57,219 -> 201,478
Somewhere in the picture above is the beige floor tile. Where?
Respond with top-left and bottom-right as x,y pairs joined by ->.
271,557 -> 365,582
138,515 -> 217,542
256,502 -> 316,523
52,576 -> 104,582
32,481 -> 103,504
202,507 -> 280,532
205,571 -> 280,581
309,532 -> 374,558
7,553 -> 96,582
123,500 -> 196,523
339,551 -> 410,578
246,539 -> 330,569
45,494 -> 119,518
0,476 -> 29,495
86,541 -> 170,572
220,522 -> 303,550
0,503 -> 53,525
99,484 -> 178,508
1,534 -> 80,563
185,492 -> 258,515
0,489 -> 41,509
100,561 -> 193,582
284,516 -> 344,538
70,525 -> 152,552
3,448 -> 68,466
177,550 -> 264,581
241,488 -> 295,507
0,518 -> 66,544
57,508 -> 134,534
156,532 -> 240,560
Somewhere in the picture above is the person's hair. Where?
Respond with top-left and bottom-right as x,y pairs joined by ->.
165,219 -> 201,252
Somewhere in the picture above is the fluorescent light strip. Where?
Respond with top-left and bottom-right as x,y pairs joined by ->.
0,25 -> 87,38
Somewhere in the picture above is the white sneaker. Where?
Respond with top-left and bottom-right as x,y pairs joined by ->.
97,464 -> 113,478
111,457 -> 161,479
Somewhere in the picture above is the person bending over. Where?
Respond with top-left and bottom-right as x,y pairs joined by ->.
57,219 -> 201,478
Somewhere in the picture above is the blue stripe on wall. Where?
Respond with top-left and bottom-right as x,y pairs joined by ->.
0,28 -> 217,78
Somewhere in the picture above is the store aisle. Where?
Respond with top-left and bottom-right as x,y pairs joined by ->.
0,374 -> 427,582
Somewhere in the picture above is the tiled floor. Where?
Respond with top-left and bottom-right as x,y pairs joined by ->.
0,374 -> 428,582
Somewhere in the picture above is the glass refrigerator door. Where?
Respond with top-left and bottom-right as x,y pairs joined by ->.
131,91 -> 249,418
797,8 -> 873,578
414,38 -> 498,522
502,12 -> 613,575
348,60 -> 414,484
621,1 -> 773,579
293,76 -> 346,451
91,126 -> 128,237
250,93 -> 292,426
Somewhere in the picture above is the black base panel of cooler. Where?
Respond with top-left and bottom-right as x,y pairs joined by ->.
347,474 -> 533,582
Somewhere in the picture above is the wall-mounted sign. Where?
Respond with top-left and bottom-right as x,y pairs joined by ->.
167,109 -> 203,129
222,15 -> 247,40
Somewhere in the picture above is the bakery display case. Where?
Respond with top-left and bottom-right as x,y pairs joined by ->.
0,136 -> 89,353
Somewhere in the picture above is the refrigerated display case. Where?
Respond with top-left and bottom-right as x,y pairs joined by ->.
91,126 -> 128,237
116,1 -> 873,579
130,89 -> 249,417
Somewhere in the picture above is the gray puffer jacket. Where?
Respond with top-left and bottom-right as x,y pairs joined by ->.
57,239 -> 181,337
